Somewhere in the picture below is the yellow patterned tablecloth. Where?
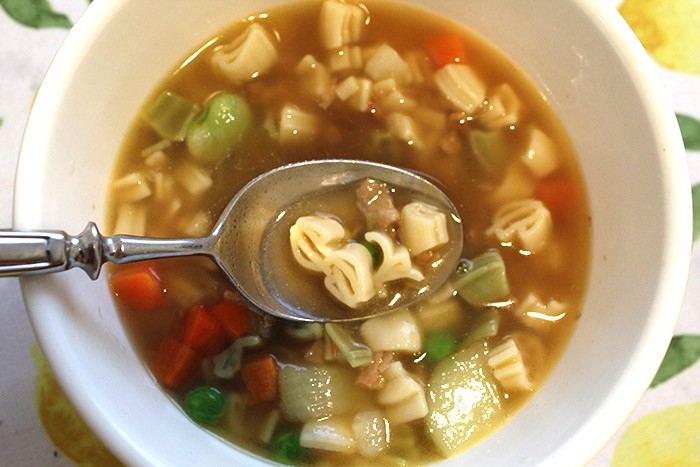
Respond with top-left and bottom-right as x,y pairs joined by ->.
0,1 -> 697,465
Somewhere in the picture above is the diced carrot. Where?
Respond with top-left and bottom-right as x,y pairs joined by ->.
426,33 -> 467,67
181,305 -> 226,355
241,355 -> 278,404
536,174 -> 577,220
210,300 -> 253,340
110,265 -> 164,310
151,336 -> 200,390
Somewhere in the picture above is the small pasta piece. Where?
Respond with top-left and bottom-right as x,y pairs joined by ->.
347,77 -> 373,112
377,362 -> 429,424
385,392 -> 429,425
319,0 -> 368,49
175,163 -> 213,196
335,76 -> 360,101
290,215 -> 346,273
324,243 -> 377,308
434,64 -> 487,115
300,416 -> 356,453
296,54 -> 335,109
520,127 -> 558,178
352,411 -> 389,458
180,210 -> 210,237
327,45 -> 364,72
113,202 -> 147,236
404,49 -> 432,84
487,337 -> 534,392
377,89 -> 416,114
258,409 -> 281,445
488,199 -> 552,253
479,83 -> 521,129
335,76 -> 372,111
143,149 -> 168,170
399,201 -> 449,256
112,172 -> 152,203
279,104 -> 319,144
514,293 -> 567,331
360,309 -> 421,353
386,112 -> 423,149
372,77 -> 398,96
377,371 -> 421,406
490,161 -> 536,205
211,23 -> 278,83
364,43 -> 410,83
364,231 -> 424,292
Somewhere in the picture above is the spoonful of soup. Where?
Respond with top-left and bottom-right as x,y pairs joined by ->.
0,159 -> 463,322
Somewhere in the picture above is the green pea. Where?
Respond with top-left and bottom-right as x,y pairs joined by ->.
185,386 -> 226,423
271,428 -> 305,463
186,93 -> 252,164
424,331 -> 458,363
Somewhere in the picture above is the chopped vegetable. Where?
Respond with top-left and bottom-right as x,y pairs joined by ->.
284,323 -> 324,341
109,264 -> 164,310
241,354 -> 279,403
426,33 -> 467,67
536,174 -> 576,220
426,342 -> 505,456
186,93 -> 252,164
469,129 -> 509,174
360,309 -> 421,353
453,250 -> 510,306
352,411 -> 389,458
151,336 -> 200,390
212,335 -> 263,379
271,428 -> 305,463
300,416 -> 356,453
210,300 -> 253,340
185,386 -> 226,423
424,331 -> 457,363
463,308 -> 500,345
278,364 -> 364,422
359,239 -> 382,267
142,91 -> 200,141
259,409 -> 281,444
181,305 -> 226,355
324,323 -> 372,368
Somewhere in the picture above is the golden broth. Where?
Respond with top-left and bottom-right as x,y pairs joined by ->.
107,0 -> 590,464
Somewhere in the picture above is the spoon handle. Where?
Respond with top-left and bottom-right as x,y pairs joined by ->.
0,223 -> 211,279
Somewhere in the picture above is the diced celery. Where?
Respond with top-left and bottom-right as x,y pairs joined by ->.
212,335 -> 263,379
468,129 -> 508,174
463,308 -> 500,346
143,91 -> 200,142
324,323 -> 372,368
284,323 -> 324,341
453,250 -> 510,306
426,342 -> 505,456
278,364 -> 368,422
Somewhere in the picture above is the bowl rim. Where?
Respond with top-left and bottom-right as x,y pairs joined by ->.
13,0 -> 692,465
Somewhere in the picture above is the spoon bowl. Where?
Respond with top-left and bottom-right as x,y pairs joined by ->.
1,159 -> 463,322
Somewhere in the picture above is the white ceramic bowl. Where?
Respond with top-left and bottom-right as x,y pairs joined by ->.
15,0 -> 691,465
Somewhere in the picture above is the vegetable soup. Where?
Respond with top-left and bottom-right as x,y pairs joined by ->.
106,0 -> 591,464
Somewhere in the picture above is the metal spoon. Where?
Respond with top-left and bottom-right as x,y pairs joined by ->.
0,159 -> 463,322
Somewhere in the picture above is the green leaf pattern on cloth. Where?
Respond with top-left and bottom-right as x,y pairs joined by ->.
677,114 -> 700,151
651,335 -> 700,387
692,184 -> 700,243
0,0 -> 72,29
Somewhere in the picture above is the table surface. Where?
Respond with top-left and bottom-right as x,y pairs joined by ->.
1,1 -> 698,466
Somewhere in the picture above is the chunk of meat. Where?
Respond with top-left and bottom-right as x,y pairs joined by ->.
356,351 -> 394,389
356,178 -> 400,234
